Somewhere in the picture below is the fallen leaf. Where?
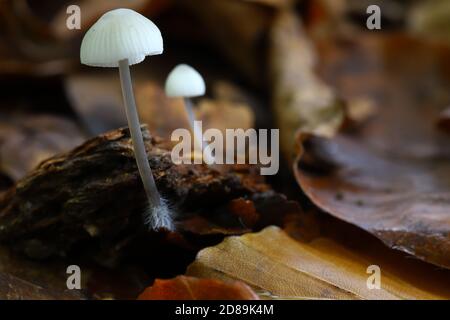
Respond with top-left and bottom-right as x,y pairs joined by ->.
295,34 -> 450,268
187,226 -> 450,300
138,275 -> 259,300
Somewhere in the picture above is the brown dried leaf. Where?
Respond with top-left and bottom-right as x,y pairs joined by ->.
295,34 -> 450,268
187,226 -> 450,300
138,275 -> 259,300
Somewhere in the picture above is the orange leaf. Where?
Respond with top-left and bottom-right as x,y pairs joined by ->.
137,276 -> 259,300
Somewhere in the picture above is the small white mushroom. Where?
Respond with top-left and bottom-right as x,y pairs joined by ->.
80,8 -> 174,231
165,64 -> 214,163
165,64 -> 205,98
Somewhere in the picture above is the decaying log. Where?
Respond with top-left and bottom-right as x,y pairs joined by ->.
0,126 -> 268,262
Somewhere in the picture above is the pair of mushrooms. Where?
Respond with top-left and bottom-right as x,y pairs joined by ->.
80,9 -> 208,231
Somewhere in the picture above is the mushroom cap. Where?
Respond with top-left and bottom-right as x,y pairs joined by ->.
80,8 -> 163,68
165,64 -> 206,98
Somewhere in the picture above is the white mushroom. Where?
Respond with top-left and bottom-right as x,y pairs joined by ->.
81,8 -> 163,67
165,64 -> 214,163
80,8 -> 174,231
165,64 -> 205,98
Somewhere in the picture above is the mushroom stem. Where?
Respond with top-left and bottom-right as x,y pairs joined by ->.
183,98 -> 196,130
184,98 -> 201,150
184,98 -> 215,164
118,59 -> 161,206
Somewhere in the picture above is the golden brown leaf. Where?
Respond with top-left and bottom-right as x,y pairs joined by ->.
187,227 -> 450,300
